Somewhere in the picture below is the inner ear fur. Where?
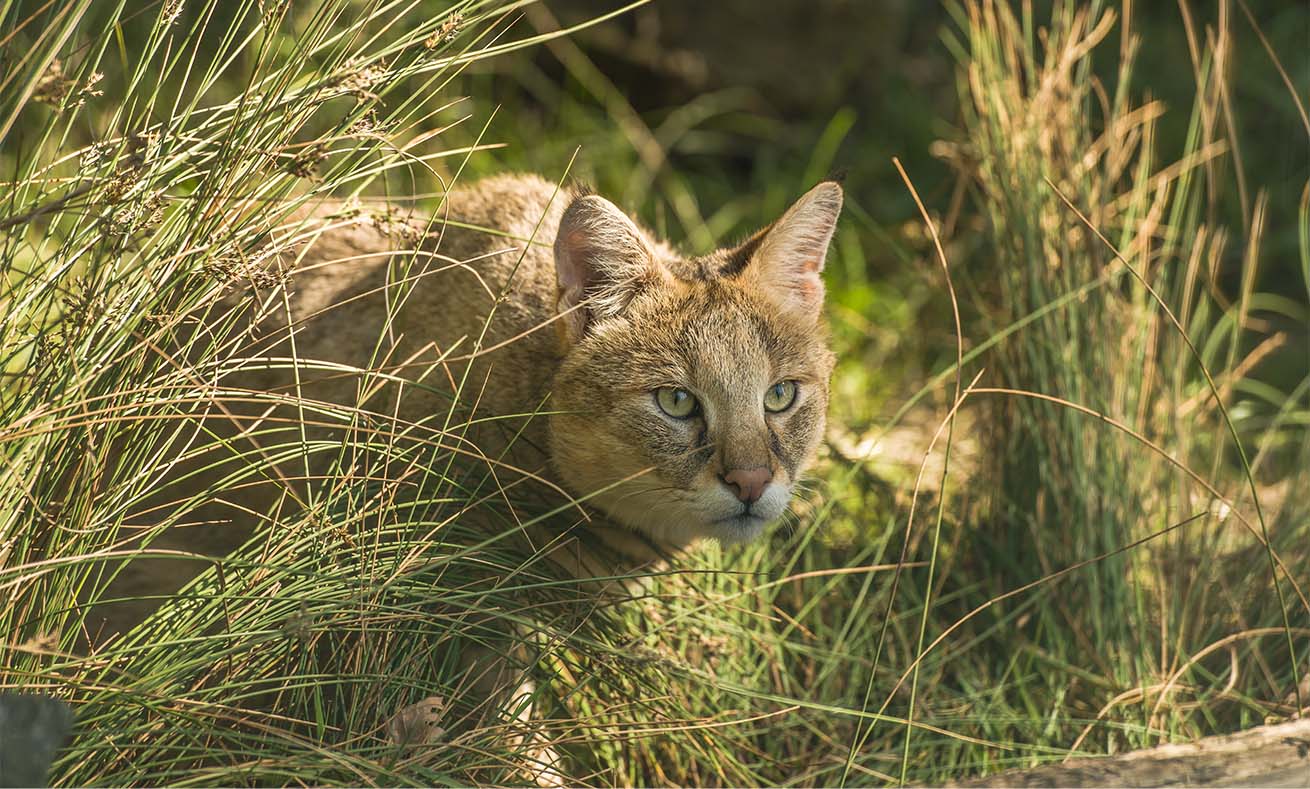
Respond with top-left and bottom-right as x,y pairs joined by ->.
740,180 -> 843,315
553,193 -> 657,344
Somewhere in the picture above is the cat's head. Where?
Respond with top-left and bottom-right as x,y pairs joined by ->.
548,182 -> 840,546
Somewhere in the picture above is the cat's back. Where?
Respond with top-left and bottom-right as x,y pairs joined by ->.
277,172 -> 564,336
407,172 -> 568,367
248,173 -> 569,423
95,176 -> 574,638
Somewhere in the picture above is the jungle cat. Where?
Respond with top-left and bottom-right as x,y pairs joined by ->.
100,174 -> 842,629
221,174 -> 839,565
94,173 -> 841,782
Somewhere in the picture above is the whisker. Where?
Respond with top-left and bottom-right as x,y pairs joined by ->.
608,484 -> 691,506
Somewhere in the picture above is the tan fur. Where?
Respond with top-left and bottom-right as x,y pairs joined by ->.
99,174 -> 842,630
223,174 -> 838,558
94,173 -> 840,784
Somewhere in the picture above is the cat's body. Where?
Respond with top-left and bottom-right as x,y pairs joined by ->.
100,172 -> 842,633
225,175 -> 579,551
185,172 -> 841,569
100,172 -> 841,635
248,174 -> 568,468
96,172 -> 841,783
99,170 -> 838,613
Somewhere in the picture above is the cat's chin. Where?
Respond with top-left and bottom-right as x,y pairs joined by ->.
702,513 -> 772,544
573,476 -> 791,549
630,502 -> 781,547
673,484 -> 792,545
625,512 -> 772,549
606,510 -> 771,549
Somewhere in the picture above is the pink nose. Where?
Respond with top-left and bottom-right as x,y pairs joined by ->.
722,467 -> 772,504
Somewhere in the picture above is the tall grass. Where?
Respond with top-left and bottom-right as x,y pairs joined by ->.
1,0 -> 1306,786
934,0 -> 1308,765
0,1 -> 636,783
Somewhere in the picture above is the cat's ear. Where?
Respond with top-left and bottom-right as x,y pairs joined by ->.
744,181 -> 842,316
554,193 -> 657,344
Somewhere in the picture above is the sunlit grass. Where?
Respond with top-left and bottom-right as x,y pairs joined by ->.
1,0 -> 1306,786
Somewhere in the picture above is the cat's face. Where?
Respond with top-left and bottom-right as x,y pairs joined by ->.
548,183 -> 840,546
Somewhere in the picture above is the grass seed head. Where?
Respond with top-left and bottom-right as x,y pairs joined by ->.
425,12 -> 464,50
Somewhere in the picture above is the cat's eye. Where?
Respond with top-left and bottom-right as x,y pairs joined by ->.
764,380 -> 798,412
656,387 -> 698,418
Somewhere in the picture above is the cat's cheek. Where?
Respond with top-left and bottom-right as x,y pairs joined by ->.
548,411 -> 630,489
777,398 -> 828,477
753,482 -> 793,522
630,417 -> 705,491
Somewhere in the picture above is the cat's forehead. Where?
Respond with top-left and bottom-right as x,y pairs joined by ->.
635,278 -> 822,379
657,242 -> 758,282
676,292 -> 773,376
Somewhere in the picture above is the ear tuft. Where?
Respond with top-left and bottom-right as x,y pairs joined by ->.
748,181 -> 843,315
554,194 -> 654,344
567,180 -> 596,198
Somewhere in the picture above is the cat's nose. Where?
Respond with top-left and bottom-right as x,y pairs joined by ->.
721,467 -> 772,504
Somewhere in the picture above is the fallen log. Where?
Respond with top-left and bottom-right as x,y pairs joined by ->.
951,718 -> 1310,787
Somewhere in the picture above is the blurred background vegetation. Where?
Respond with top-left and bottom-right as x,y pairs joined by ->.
1,0 -> 1306,785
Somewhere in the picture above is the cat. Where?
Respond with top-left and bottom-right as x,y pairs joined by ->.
167,173 -> 842,575
95,173 -> 841,782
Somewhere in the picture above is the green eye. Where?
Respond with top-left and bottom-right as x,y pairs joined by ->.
764,380 -> 798,412
656,387 -> 698,418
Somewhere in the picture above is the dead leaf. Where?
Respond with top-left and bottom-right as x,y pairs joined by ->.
386,695 -> 447,748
